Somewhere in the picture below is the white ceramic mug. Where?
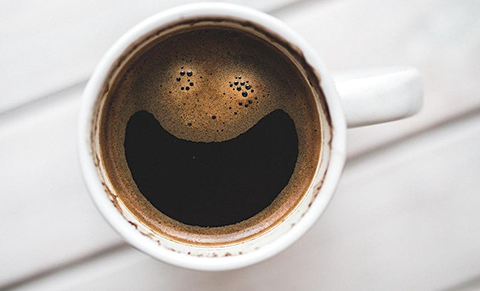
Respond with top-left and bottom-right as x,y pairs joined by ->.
79,3 -> 422,271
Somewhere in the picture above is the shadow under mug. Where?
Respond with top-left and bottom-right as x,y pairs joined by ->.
79,3 -> 422,271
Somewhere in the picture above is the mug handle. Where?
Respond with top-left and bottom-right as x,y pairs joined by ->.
333,67 -> 423,128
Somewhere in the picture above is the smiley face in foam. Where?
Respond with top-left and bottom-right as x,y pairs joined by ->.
98,24 -> 322,244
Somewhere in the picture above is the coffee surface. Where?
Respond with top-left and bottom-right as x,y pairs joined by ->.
99,25 -> 322,243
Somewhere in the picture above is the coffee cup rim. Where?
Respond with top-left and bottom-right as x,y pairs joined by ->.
79,2 -> 346,270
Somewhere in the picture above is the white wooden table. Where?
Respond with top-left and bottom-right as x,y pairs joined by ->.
1,0 -> 480,290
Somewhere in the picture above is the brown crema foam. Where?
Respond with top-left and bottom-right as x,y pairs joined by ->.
97,20 -> 322,245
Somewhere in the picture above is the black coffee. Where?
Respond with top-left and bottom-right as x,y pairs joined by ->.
125,109 -> 298,227
98,21 -> 322,244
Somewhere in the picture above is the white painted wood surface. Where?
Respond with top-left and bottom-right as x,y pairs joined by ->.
1,0 -> 480,289
0,87 -> 122,288
8,108 -> 480,291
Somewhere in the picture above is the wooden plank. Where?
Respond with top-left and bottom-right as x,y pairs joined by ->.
0,0 -> 297,114
277,0 -> 480,157
8,103 -> 480,291
0,87 -> 123,288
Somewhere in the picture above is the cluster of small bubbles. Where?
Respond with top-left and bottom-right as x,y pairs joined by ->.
228,76 -> 256,98
176,67 -> 194,92
226,76 -> 261,115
